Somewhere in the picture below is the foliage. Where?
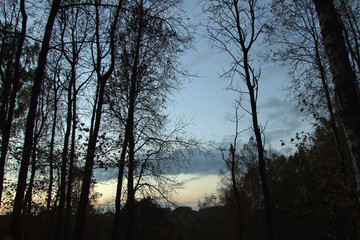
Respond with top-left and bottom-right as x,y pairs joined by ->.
216,122 -> 359,240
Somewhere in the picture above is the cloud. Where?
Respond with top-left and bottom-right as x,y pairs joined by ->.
94,167 -> 118,182
260,97 -> 296,114
259,97 -> 304,144
94,150 -> 226,184
172,175 -> 206,189
178,150 -> 225,175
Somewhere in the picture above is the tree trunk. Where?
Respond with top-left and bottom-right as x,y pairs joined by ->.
24,141 -> 37,215
24,98 -> 47,215
47,75 -> 59,211
314,42 -> 347,176
339,0 -> 360,77
230,144 -> 244,240
243,49 -> 275,240
125,71 -> 138,240
126,132 -> 136,240
111,136 -> 128,240
124,8 -> 144,239
73,76 -> 106,240
313,0 -> 360,202
10,1 -> 61,239
0,0 -> 27,208
59,8 -> 81,238
64,79 -> 77,240
55,71 -> 73,240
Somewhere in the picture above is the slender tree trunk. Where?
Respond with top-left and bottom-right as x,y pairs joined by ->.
125,73 -> 138,240
10,1 -> 61,239
47,126 -> 55,210
73,3 -> 103,239
24,96 -> 47,215
0,0 -> 27,208
111,136 -> 128,240
125,9 -> 144,239
59,8 -> 81,238
47,76 -> 58,211
73,76 -> 105,240
55,74 -> 73,240
47,167 -> 62,240
24,141 -> 37,215
313,0 -> 360,202
126,131 -> 135,240
64,82 -> 77,240
229,144 -> 244,240
112,25 -> 142,236
243,49 -> 275,240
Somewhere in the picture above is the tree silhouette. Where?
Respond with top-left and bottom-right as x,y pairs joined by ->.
0,0 -> 27,209
203,0 -> 275,239
10,0 -> 62,239
73,1 -> 122,239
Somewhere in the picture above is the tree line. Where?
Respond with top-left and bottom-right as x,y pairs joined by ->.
0,0 -> 360,240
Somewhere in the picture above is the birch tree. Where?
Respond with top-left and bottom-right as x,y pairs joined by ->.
312,0 -> 360,202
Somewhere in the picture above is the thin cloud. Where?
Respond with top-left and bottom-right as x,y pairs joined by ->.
178,151 -> 224,175
172,175 -> 206,189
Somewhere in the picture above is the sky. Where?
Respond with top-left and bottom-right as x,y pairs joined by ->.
95,0 -> 313,210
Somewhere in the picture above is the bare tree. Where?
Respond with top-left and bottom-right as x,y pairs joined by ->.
215,100 -> 246,240
52,3 -> 92,238
72,1 -> 122,239
203,0 -> 275,239
45,52 -> 63,211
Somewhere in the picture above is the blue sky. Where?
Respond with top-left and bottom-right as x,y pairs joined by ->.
165,0 -> 312,208
170,0 -> 312,152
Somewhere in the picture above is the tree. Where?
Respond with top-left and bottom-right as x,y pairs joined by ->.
268,0 -> 347,184
23,84 -> 52,215
44,50 -> 63,212
312,0 -> 360,202
203,0 -> 275,239
52,2 -> 92,238
10,0 -> 62,239
215,100 -> 245,240
0,0 -> 27,208
73,1 -> 122,239
104,1 -> 194,239
338,0 -> 360,80
270,124 -> 357,240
